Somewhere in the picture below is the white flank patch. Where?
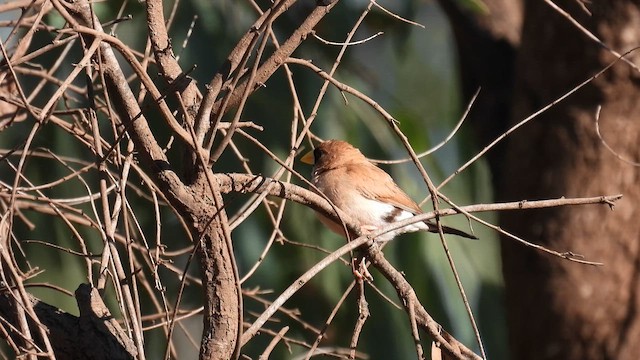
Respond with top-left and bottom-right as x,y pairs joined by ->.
348,198 -> 427,242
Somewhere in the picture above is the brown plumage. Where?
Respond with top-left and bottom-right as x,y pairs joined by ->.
301,140 -> 477,241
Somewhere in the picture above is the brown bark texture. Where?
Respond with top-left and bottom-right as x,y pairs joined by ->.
499,1 -> 640,359
0,284 -> 136,360
442,0 -> 640,358
438,0 -> 523,178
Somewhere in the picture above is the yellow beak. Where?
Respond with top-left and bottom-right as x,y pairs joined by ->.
300,150 -> 315,164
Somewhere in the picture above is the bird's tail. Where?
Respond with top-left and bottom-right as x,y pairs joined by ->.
427,222 -> 478,240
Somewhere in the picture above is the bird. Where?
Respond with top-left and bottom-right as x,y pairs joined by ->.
301,140 -> 477,242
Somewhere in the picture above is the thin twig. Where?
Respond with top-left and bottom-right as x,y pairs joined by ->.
370,0 -> 425,29
544,0 -> 639,71
313,31 -> 383,46
371,88 -> 480,164
348,280 -> 369,360
430,47 -> 640,200
594,105 -> 640,166
259,326 -> 289,360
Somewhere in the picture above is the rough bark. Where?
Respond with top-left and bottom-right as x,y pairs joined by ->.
0,284 -> 136,360
500,1 -> 640,359
442,0 -> 640,358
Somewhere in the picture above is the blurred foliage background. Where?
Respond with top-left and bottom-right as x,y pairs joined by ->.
0,0 -> 505,358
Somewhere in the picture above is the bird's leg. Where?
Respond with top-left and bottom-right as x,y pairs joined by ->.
351,256 -> 374,282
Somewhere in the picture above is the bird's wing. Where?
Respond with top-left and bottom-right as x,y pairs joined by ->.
351,163 -> 423,214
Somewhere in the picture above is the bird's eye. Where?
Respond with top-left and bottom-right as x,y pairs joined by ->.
313,148 -> 324,162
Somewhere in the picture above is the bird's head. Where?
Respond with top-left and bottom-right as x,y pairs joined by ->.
301,140 -> 366,174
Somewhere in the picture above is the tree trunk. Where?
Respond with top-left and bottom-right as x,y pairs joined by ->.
438,0 -> 523,178
442,0 -> 640,358
500,1 -> 640,359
